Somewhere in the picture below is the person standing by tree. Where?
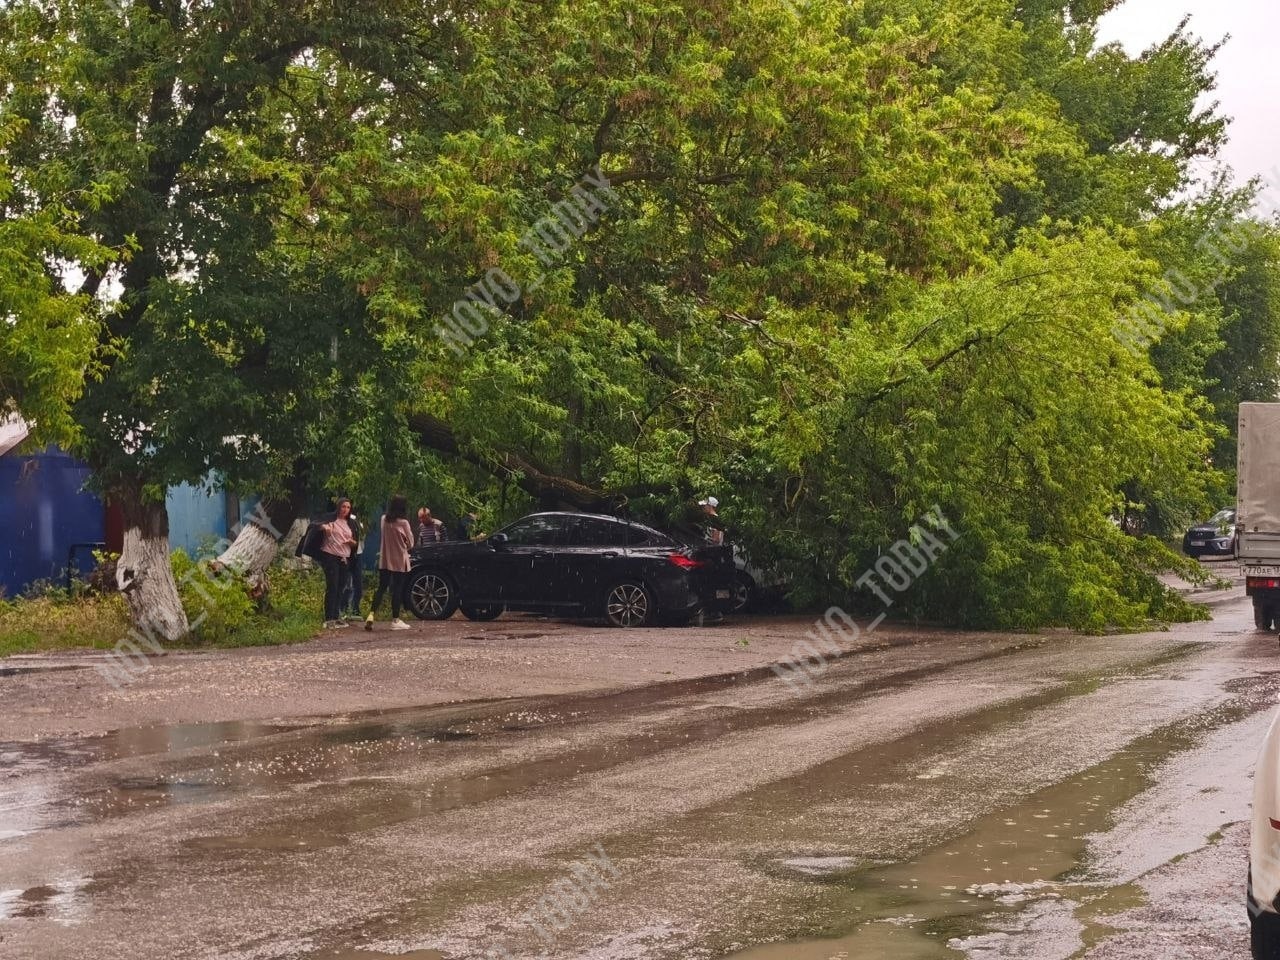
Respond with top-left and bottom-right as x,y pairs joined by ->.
318,498 -> 357,629
455,510 -> 481,541
342,508 -> 365,618
699,496 -> 726,546
367,495 -> 415,631
416,506 -> 445,546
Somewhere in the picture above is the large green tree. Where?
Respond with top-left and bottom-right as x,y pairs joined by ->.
2,0 -> 1266,634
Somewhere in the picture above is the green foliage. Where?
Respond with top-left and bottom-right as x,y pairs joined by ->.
170,549 -> 255,644
4,0 -> 1271,633
0,115 -> 118,447
0,556 -> 327,656
0,591 -> 128,658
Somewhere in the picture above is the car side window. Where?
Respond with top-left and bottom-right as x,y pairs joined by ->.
571,517 -> 627,547
625,524 -> 674,546
502,516 -> 568,546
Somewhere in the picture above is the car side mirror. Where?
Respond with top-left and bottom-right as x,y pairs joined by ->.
489,532 -> 509,549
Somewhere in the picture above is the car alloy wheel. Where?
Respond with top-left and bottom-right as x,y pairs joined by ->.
407,570 -> 459,620
605,582 -> 652,628
730,571 -> 754,613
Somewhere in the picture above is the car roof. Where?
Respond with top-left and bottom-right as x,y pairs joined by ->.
523,511 -> 668,533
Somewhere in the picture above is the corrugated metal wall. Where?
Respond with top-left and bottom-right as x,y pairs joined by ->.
0,448 -> 260,596
0,448 -> 105,597
165,482 -> 233,557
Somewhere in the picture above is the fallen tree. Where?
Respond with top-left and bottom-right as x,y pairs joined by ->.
407,411 -> 620,513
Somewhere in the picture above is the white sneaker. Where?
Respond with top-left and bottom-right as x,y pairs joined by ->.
390,619 -> 411,631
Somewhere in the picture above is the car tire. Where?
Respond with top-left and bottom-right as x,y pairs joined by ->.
406,570 -> 460,621
730,570 -> 755,614
1256,600 -> 1277,632
604,581 -> 654,628
460,603 -> 503,622
1251,898 -> 1280,958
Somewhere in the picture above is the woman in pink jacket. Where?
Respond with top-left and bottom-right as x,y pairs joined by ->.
365,494 -> 415,631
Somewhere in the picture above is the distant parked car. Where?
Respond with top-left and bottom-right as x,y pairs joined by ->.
405,512 -> 735,627
1182,508 -> 1237,558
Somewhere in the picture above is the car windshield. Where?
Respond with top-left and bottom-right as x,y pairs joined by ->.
1208,509 -> 1235,525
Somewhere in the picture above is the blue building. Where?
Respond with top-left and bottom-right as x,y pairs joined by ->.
0,446 -> 105,597
0,425 -> 256,596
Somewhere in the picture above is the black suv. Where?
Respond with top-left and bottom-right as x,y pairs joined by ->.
1182,508 -> 1237,558
405,512 -> 734,627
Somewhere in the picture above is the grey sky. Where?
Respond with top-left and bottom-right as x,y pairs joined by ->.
1096,0 -> 1280,191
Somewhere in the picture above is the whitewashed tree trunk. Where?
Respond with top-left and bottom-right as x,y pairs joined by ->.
280,517 -> 307,558
115,492 -> 189,643
213,497 -> 302,586
215,521 -> 281,581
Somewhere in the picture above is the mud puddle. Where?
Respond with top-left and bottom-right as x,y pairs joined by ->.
723,695 -> 1265,960
0,718 -> 299,778
30,633 -> 1052,840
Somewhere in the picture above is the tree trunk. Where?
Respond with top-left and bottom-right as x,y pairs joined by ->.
280,517 -> 308,562
214,493 -> 301,583
215,521 -> 280,579
114,487 -> 189,643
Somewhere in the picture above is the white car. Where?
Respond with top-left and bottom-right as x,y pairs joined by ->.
1250,709 -> 1280,956
730,545 -> 788,613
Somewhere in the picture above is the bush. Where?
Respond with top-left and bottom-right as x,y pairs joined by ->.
170,548 -> 255,644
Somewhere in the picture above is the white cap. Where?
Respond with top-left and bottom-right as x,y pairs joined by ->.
699,496 -> 719,508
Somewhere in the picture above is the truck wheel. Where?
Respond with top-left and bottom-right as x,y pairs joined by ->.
1255,600 -> 1277,632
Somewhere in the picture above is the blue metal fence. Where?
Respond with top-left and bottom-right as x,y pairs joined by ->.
0,448 -> 105,597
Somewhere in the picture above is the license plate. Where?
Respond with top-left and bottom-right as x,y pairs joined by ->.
1246,566 -> 1280,577
715,589 -> 730,600
1190,540 -> 1205,546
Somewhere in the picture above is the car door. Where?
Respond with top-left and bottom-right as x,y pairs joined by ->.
489,515 -> 571,608
550,517 -> 628,607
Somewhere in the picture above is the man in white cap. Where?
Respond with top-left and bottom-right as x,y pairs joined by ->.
698,496 -> 725,545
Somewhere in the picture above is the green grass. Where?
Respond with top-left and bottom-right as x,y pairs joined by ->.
0,562 -> 331,657
0,592 -> 130,658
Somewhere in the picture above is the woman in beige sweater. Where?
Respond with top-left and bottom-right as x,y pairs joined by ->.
365,494 -> 415,631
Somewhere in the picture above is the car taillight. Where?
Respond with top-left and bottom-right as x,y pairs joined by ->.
667,553 -> 706,569
1249,577 -> 1280,589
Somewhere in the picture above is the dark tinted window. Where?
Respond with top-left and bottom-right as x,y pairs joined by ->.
501,515 -> 570,546
624,524 -> 675,546
565,516 -> 676,547
572,517 -> 627,546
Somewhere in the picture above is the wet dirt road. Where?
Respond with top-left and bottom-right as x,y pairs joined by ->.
0,570 -> 1273,960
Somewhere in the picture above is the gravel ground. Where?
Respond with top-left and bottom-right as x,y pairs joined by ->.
0,568 -> 1271,960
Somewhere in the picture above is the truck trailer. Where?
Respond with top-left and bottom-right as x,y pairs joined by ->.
1237,402 -> 1280,631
